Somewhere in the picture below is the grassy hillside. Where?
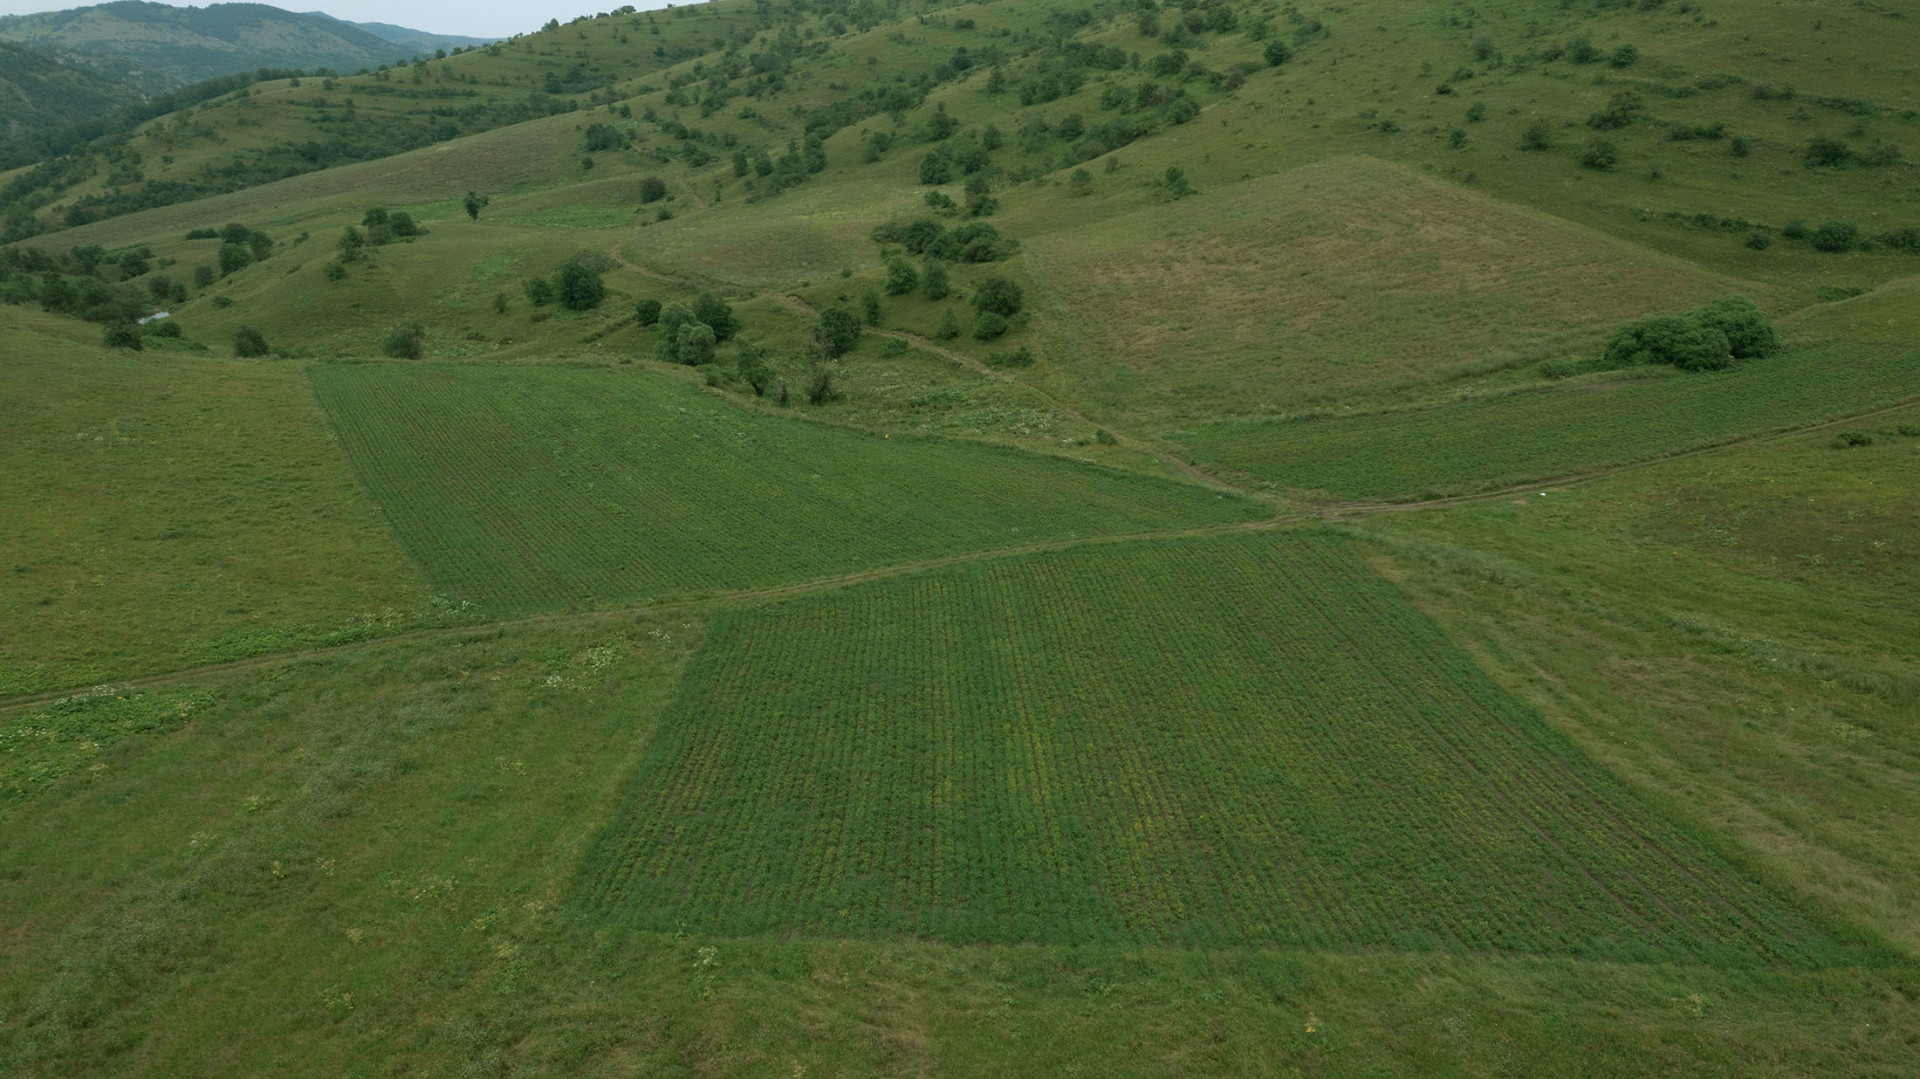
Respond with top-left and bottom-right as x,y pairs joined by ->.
2,0 -> 1919,1074
0,39 -> 140,134
0,317 -> 436,696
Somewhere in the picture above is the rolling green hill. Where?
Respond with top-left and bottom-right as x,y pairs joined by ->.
0,38 -> 140,135
0,2 -> 431,93
1,0 -> 1918,1074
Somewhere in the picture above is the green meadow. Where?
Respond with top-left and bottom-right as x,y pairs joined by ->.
3,0 -> 1919,1073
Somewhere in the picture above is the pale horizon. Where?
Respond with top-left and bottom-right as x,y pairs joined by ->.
0,0 -> 680,40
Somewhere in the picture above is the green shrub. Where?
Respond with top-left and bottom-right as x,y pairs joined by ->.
883,256 -> 918,296
1520,121 -> 1552,151
233,326 -> 269,358
1804,137 -> 1849,168
193,265 -> 215,288
635,299 -> 663,326
922,259 -> 950,300
919,150 -> 953,185
1810,222 -> 1859,253
862,289 -> 883,326
145,319 -> 182,339
986,346 -> 1034,368
881,337 -> 909,357
1602,295 -> 1780,372
639,176 -> 668,203
102,322 -> 142,350
971,275 -> 1023,316
323,261 -> 347,281
1538,359 -> 1575,380
973,311 -> 1010,340
524,277 -> 556,306
217,243 -> 252,277
1609,44 -> 1639,68
736,339 -> 773,395
1830,431 -> 1873,448
380,322 -> 426,359
1745,232 -> 1772,251
1691,297 -> 1781,359
806,365 -> 840,405
1095,428 -> 1118,445
1580,138 -> 1619,170
936,307 -> 961,339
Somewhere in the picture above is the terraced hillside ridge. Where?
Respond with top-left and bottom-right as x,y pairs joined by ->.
309,362 -> 1266,615
1181,341 -> 1920,500
577,529 -> 1858,964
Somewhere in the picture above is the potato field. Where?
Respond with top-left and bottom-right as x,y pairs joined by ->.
575,530 -> 1852,965
309,363 -> 1266,615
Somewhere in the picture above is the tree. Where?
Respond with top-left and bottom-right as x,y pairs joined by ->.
1264,41 -> 1292,66
380,322 -> 426,359
218,243 -> 253,277
804,364 -> 838,405
691,292 -> 739,341
919,150 -> 953,185
673,322 -> 718,365
736,338 -> 773,395
556,263 -> 606,310
639,176 -> 668,203
883,256 -> 918,296
102,322 -> 142,350
973,311 -> 1009,340
464,191 -> 489,220
233,326 -> 270,358
1691,296 -> 1780,358
971,275 -> 1023,317
922,259 -> 950,300
861,289 -> 882,326
635,298 -> 663,326
814,305 -> 862,358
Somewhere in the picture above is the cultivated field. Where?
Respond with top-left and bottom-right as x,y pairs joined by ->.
310,362 -> 1266,615
578,530 -> 1852,964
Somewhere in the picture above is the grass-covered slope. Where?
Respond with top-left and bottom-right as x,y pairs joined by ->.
309,362 -> 1265,615
1356,407 -> 1920,954
578,529 -> 1855,964
1180,342 -> 1920,499
0,317 -> 434,695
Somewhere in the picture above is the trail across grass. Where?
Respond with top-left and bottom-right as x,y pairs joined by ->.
310,363 -> 1265,616
1180,344 -> 1920,499
577,529 -> 1854,965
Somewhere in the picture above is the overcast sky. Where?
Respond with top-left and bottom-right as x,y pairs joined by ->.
0,1 -> 677,39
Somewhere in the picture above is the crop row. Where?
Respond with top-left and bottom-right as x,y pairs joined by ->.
308,363 -> 1264,615
574,530 -> 1849,964
1180,343 -> 1920,499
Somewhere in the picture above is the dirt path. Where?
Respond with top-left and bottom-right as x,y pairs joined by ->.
0,516 -> 1310,715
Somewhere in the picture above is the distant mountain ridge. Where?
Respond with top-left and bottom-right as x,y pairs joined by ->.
0,2 -> 464,93
303,13 -> 493,55
0,38 -> 141,138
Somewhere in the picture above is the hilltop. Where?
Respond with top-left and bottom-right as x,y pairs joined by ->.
0,1 -> 459,93
0,0 -> 1917,1075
